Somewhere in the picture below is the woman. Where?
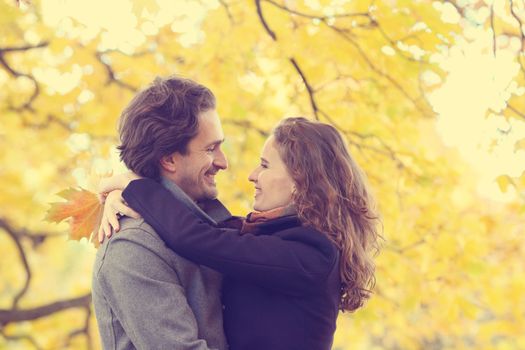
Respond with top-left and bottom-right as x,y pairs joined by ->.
100,117 -> 380,350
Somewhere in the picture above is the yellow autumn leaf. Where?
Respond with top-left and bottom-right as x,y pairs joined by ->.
46,188 -> 102,244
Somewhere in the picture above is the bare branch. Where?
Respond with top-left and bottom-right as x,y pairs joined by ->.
0,294 -> 92,324
0,217 -> 66,248
328,25 -> 433,117
0,42 -> 49,53
0,218 -> 68,310
19,113 -> 73,132
509,0 -> 525,50
374,21 -> 429,64
508,103 -> 525,120
263,0 -> 371,21
63,305 -> 93,349
0,56 -> 40,111
95,52 -> 137,92
0,219 -> 32,308
0,329 -> 42,350
509,0 -> 525,75
222,119 -> 269,137
218,0 -> 234,24
0,42 -> 48,110
289,58 -> 320,120
254,0 -> 321,120
443,0 -> 465,17
255,0 -> 277,40
318,110 -> 408,169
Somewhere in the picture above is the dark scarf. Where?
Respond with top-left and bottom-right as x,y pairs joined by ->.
218,205 -> 297,234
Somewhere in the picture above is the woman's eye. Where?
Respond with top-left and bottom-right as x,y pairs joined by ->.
261,163 -> 268,169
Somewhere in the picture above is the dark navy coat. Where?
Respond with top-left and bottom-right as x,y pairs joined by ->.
123,178 -> 341,350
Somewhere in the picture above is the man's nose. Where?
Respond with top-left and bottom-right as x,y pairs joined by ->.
214,149 -> 228,170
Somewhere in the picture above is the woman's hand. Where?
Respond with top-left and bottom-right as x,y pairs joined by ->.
99,171 -> 142,197
98,190 -> 141,243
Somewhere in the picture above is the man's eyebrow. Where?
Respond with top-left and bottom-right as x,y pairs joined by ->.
260,157 -> 269,164
204,139 -> 225,148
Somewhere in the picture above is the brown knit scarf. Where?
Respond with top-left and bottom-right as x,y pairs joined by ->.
241,205 -> 296,234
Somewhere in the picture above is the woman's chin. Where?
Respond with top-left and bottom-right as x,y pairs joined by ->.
252,200 -> 265,212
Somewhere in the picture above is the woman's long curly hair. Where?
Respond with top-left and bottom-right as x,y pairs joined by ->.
273,117 -> 381,312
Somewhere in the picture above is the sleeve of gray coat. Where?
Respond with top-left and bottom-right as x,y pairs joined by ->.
94,228 -> 215,350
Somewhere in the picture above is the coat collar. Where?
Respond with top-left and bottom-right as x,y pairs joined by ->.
160,177 -> 232,225
251,215 -> 302,235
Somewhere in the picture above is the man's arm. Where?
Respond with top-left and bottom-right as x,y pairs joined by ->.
94,227 -> 216,350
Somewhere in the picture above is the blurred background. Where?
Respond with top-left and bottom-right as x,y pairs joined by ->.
0,0 -> 524,349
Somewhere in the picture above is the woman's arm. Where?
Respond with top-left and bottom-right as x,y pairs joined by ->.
122,179 -> 338,295
98,190 -> 141,243
97,171 -> 143,243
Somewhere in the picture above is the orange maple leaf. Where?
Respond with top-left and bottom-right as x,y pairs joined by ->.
46,188 -> 103,244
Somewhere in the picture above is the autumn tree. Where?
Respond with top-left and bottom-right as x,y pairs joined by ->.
1,0 -> 524,349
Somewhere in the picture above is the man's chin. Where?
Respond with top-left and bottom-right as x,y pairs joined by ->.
202,187 -> 218,200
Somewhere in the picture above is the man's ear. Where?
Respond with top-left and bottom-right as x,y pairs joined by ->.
160,153 -> 179,173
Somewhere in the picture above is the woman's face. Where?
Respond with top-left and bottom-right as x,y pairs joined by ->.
248,136 -> 295,212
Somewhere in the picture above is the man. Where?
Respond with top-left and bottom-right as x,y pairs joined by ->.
92,76 -> 230,350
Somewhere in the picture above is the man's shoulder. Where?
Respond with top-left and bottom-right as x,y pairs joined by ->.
118,217 -> 159,238
93,217 -> 210,278
99,217 -> 165,251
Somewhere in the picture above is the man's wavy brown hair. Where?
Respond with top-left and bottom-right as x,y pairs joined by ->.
118,76 -> 216,180
273,117 -> 381,312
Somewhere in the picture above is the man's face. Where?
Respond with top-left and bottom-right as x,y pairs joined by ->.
170,109 -> 228,202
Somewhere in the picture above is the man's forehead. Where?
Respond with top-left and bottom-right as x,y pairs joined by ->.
193,109 -> 224,143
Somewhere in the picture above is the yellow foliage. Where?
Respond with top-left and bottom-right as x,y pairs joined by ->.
1,0 -> 524,349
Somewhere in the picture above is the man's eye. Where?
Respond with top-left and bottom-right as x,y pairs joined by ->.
261,163 -> 268,169
206,147 -> 215,153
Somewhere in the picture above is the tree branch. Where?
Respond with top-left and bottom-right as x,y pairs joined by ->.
0,42 -> 48,111
0,55 -> 40,111
95,52 -> 137,92
0,294 -> 92,324
255,0 -> 321,120
0,219 -> 32,308
255,0 -> 276,40
0,329 -> 41,350
257,0 -> 432,117
218,0 -> 234,24
63,305 -> 93,349
328,25 -> 432,117
0,217 -> 66,248
253,0 -> 421,162
317,110 -> 408,169
289,58 -> 320,120
19,113 -> 73,132
509,0 -> 525,75
222,119 -> 269,137
374,21 -> 429,64
508,103 -> 525,120
0,42 -> 49,53
443,0 -> 465,17
263,0 -> 371,21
